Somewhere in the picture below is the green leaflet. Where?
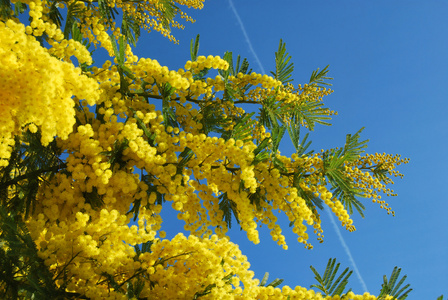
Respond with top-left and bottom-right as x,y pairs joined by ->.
48,0 -> 63,28
159,82 -> 179,128
0,205 -> 64,299
101,138 -> 130,170
309,258 -> 352,297
198,100 -> 231,135
121,12 -> 141,47
97,0 -> 118,28
323,128 -> 369,217
378,267 -> 412,300
309,65 -> 333,88
218,193 -> 239,229
270,39 -> 294,85
294,98 -> 332,130
251,138 -> 270,165
158,0 -> 178,30
220,112 -> 256,142
0,0 -> 14,19
259,272 -> 284,287
63,1 -> 85,40
219,51 -> 252,101
190,34 -> 200,62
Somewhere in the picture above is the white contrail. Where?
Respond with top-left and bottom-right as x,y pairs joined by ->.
325,208 -> 369,293
228,0 -> 266,75
227,0 -> 366,292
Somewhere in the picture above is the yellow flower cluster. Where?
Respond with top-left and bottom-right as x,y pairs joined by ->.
20,0 -> 204,45
26,206 -> 158,299
345,153 -> 410,216
1,2 -> 407,298
0,18 -> 99,167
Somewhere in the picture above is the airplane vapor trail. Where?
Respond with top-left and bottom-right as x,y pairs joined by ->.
325,208 -> 369,293
228,0 -> 266,74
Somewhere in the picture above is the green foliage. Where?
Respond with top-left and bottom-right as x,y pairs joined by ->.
190,34 -> 200,62
197,100 -> 231,135
44,0 -> 62,28
83,186 -> 104,210
323,128 -> 369,217
158,0 -> 178,30
0,206 -> 67,299
0,0 -> 13,19
271,39 -> 294,85
251,138 -> 270,165
219,51 -> 251,102
309,258 -> 353,297
134,241 -> 154,257
377,267 -> 412,300
63,1 -> 86,40
259,92 -> 282,131
102,138 -> 130,170
309,65 -> 333,88
0,131 -> 64,219
98,0 -> 118,28
220,51 -> 250,78
126,279 -> 145,299
159,82 -> 179,128
122,12 -> 141,47
222,112 -> 257,142
259,272 -> 284,287
292,95 -> 332,130
218,193 -> 239,229
309,260 -> 414,299
109,34 -> 136,96
296,132 -> 313,157
189,35 -> 210,80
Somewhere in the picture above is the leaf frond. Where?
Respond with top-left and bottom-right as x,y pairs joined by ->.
270,39 -> 294,85
309,65 -> 333,88
310,258 -> 352,296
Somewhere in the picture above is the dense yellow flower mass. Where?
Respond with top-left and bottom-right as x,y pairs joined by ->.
0,18 -> 99,166
0,0 -> 409,299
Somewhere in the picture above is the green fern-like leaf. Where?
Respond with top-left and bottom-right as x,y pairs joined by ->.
218,193 -> 239,229
270,39 -> 294,85
259,272 -> 284,287
97,0 -> 118,28
63,1 -> 85,39
322,128 -> 369,217
309,258 -> 352,296
159,0 -> 178,30
159,82 -> 178,128
292,98 -> 332,131
48,0 -> 63,28
251,138 -> 270,165
309,65 -> 333,88
221,112 -> 256,142
122,12 -> 141,47
0,0 -> 13,19
378,267 -> 412,300
342,127 -> 368,162
190,34 -> 200,61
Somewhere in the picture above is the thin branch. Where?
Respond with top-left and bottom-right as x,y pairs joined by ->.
0,164 -> 67,189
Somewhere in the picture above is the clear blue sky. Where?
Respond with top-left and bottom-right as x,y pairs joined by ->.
132,1 -> 448,299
